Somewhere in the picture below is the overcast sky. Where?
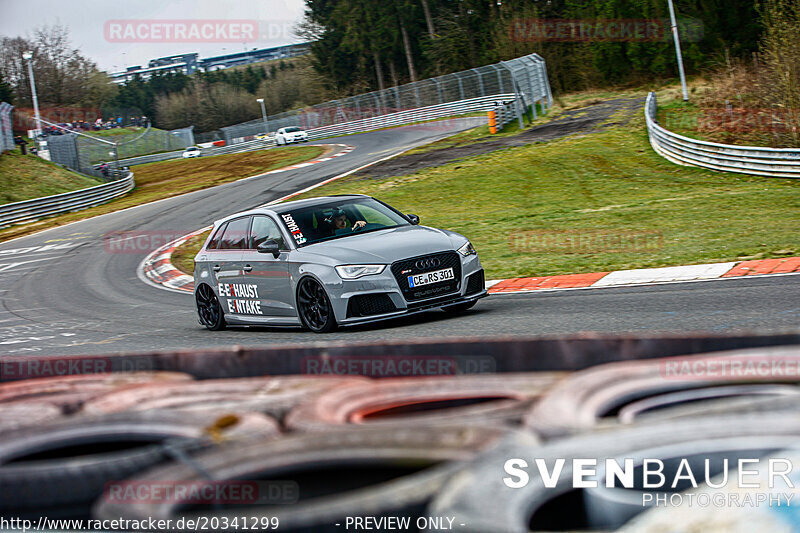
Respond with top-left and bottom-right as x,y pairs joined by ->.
0,0 -> 308,71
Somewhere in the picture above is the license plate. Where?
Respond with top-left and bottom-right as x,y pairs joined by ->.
408,268 -> 454,288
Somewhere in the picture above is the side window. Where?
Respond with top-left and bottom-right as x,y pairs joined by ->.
217,217 -> 251,250
207,223 -> 227,250
250,216 -> 286,250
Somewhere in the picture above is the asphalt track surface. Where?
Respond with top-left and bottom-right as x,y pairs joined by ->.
1,119 -> 798,356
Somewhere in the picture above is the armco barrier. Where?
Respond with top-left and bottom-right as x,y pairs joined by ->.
1,331 -> 797,382
645,92 -> 800,178
304,94 -> 517,140
0,171 -> 134,228
119,95 -> 516,167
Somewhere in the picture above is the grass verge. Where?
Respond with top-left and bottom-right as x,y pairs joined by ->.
172,231 -> 211,274
1,151 -> 102,205
0,145 -> 325,243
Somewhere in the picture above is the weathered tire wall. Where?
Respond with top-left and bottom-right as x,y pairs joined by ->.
1,335 -> 798,529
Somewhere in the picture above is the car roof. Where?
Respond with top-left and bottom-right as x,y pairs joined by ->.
212,195 -> 371,226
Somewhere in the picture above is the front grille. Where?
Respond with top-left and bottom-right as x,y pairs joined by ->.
347,293 -> 397,318
391,252 -> 461,302
465,269 -> 485,295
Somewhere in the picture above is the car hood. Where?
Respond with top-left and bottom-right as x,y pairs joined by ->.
297,225 -> 465,264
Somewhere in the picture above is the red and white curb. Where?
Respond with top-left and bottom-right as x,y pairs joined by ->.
487,258 -> 800,294
239,144 -> 354,182
138,228 -> 211,294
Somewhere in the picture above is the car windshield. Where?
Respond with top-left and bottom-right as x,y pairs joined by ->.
285,127 -> 302,133
277,198 -> 410,247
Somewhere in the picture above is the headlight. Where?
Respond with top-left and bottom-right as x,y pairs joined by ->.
335,265 -> 386,279
457,241 -> 477,257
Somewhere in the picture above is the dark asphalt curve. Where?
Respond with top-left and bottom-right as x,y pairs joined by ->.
1,120 -> 798,356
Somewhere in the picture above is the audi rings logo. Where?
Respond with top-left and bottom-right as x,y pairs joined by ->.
415,258 -> 441,270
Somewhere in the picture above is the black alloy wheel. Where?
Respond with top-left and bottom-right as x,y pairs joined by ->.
297,277 -> 337,333
196,284 -> 226,331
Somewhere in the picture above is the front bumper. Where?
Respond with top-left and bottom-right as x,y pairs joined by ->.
326,253 -> 486,326
338,290 -> 488,327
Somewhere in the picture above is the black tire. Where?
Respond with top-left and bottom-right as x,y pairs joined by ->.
524,345 -> 800,439
83,375 -> 368,422
93,424 -> 519,531
442,301 -> 477,313
296,277 -> 337,333
196,283 -> 226,331
0,411 -> 278,517
285,373 -> 565,432
0,372 -> 193,414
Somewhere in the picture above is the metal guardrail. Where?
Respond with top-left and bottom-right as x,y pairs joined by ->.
645,92 -> 800,179
0,171 -> 135,228
119,95 -> 520,167
305,94 -> 517,140
118,138 -> 276,167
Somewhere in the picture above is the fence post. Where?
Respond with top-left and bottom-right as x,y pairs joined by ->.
472,69 -> 485,97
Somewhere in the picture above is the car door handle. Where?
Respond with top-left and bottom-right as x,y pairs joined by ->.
243,265 -> 253,272
212,265 -> 221,272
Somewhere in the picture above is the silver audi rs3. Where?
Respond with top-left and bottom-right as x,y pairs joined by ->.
193,195 -> 487,332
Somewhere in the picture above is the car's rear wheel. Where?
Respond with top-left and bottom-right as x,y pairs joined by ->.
442,301 -> 476,314
297,277 -> 337,333
196,284 -> 226,331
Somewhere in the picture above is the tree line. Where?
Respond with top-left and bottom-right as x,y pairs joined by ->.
300,0 -> 763,94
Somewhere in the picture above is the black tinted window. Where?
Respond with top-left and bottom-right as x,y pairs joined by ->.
207,222 -> 227,250
217,217 -> 251,250
249,216 -> 286,250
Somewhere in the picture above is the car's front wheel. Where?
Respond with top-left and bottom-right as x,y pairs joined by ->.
196,284 -> 226,331
297,277 -> 337,333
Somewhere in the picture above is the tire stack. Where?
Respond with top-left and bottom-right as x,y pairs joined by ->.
0,345 -> 797,532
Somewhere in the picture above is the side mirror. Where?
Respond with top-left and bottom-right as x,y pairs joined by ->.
257,239 -> 281,258
406,214 -> 420,225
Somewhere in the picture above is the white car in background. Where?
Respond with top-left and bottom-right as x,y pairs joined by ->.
275,127 -> 309,145
182,146 -> 202,158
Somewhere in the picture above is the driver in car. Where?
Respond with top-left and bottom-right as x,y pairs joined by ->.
329,208 -> 366,234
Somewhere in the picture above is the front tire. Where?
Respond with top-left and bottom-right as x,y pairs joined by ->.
296,277 -> 337,333
196,284 -> 226,331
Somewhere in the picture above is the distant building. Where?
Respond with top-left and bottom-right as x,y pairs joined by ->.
109,43 -> 310,84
